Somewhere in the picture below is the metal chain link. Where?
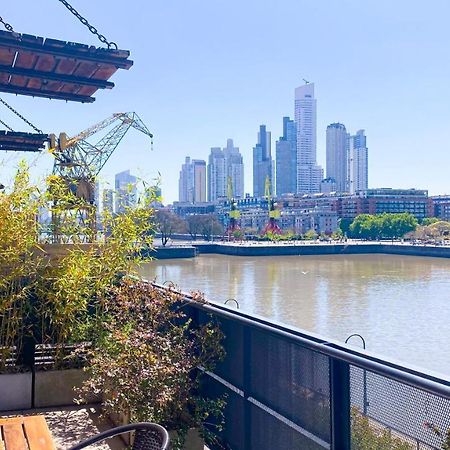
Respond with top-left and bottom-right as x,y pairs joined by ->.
0,98 -> 42,134
0,118 -> 13,131
0,15 -> 14,32
56,0 -> 118,49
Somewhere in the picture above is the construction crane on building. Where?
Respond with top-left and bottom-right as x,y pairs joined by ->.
226,176 -> 240,239
262,176 -> 281,235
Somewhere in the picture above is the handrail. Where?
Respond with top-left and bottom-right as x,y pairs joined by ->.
150,281 -> 450,399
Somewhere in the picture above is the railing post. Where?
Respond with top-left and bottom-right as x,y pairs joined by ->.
330,358 -> 351,450
243,326 -> 252,450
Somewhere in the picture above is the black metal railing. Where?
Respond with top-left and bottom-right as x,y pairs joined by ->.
171,288 -> 450,450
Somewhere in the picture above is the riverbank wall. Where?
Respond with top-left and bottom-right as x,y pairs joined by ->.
142,246 -> 197,259
191,242 -> 450,258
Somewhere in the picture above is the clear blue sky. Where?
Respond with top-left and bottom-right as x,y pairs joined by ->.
1,0 -> 450,203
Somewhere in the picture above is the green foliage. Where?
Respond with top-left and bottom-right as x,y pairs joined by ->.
78,280 -> 226,450
349,213 -> 418,240
351,408 -> 413,450
422,217 -> 440,226
303,229 -> 318,240
0,162 -> 156,370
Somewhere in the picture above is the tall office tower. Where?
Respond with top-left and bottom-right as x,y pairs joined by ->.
208,140 -> 244,201
208,147 -> 226,201
326,123 -> 348,192
178,157 -> 206,203
115,170 -> 137,214
294,83 -> 323,194
276,117 -> 297,195
253,125 -> 273,197
102,188 -> 114,215
347,129 -> 368,194
223,138 -> 244,199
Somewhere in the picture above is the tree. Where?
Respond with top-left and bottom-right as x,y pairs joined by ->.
185,214 -> 203,240
155,210 -> 185,246
199,214 -> 224,241
349,213 -> 417,240
303,229 -> 318,240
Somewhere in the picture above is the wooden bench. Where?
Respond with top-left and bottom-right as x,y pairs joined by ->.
0,416 -> 56,450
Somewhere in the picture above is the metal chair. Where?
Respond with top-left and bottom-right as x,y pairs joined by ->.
68,422 -> 170,450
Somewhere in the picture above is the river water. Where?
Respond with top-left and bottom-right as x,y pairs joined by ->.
140,254 -> 450,376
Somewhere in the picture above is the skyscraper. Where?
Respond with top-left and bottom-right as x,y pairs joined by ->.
208,140 -> 244,201
326,123 -> 348,192
115,170 -> 137,214
347,130 -> 368,194
102,188 -> 114,215
276,117 -> 297,195
223,139 -> 244,199
178,157 -> 206,203
294,83 -> 323,194
208,148 -> 226,201
253,125 -> 273,197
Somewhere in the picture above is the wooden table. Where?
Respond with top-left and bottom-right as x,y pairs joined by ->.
0,416 -> 56,450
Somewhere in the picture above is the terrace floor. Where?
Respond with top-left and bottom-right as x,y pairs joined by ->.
3,405 -> 123,449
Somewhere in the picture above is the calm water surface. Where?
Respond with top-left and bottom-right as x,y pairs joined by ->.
140,254 -> 450,376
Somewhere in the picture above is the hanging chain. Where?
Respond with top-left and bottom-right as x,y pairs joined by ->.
0,118 -> 13,131
0,98 -> 42,134
56,0 -> 118,49
0,15 -> 14,32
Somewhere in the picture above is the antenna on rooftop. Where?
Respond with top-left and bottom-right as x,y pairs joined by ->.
303,78 -> 310,84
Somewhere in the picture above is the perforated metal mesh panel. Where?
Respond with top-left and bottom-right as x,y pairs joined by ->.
350,366 -> 450,449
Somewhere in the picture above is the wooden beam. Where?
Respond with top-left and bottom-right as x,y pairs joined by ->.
0,84 -> 95,103
0,65 -> 115,89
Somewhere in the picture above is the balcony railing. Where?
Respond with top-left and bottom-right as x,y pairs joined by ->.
174,288 -> 450,450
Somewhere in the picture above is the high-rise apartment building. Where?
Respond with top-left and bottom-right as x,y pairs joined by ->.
178,157 -> 206,203
276,117 -> 297,196
207,139 -> 244,201
347,130 -> 368,194
115,170 -> 137,214
294,83 -> 323,194
326,123 -> 347,192
208,148 -> 226,201
253,125 -> 273,197
102,188 -> 114,215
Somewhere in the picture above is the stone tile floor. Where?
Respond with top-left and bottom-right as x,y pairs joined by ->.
5,405 -> 124,449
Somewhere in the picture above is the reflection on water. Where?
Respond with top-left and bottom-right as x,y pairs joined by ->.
140,254 -> 450,376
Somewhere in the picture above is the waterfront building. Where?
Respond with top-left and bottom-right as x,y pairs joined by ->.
172,201 -> 216,218
253,125 -> 273,198
339,188 -> 432,220
326,123 -> 348,192
208,140 -> 244,201
320,177 -> 337,194
276,117 -> 297,195
294,83 -> 323,194
347,129 -> 368,194
178,157 -> 206,203
431,196 -> 450,221
115,170 -> 137,214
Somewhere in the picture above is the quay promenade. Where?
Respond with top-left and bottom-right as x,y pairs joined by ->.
191,240 -> 450,258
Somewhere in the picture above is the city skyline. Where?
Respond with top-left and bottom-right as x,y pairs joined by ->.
1,1 -> 449,203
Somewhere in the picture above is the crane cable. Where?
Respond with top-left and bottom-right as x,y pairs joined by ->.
0,118 -> 13,131
56,0 -> 118,49
0,15 -> 13,32
0,98 -> 42,134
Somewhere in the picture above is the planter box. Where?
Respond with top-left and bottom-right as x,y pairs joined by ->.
34,368 -> 99,408
0,372 -> 32,411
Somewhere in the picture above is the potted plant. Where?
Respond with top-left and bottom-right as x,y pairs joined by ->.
78,279 -> 226,450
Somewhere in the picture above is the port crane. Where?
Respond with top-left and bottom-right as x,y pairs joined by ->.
262,176 -> 281,235
225,176 -> 240,239
48,112 -> 153,242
